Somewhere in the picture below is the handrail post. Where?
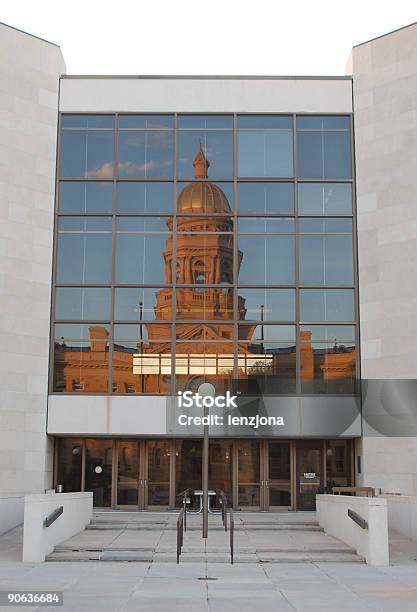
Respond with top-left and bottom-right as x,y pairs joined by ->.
230,508 -> 234,565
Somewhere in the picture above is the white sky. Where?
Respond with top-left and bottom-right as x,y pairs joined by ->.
2,0 -> 416,75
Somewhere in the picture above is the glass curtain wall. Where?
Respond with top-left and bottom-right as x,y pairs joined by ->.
52,113 -> 357,396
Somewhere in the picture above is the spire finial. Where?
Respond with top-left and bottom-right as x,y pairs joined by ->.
193,143 -> 210,179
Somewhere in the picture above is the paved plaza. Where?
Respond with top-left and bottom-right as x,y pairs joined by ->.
1,513 -> 417,611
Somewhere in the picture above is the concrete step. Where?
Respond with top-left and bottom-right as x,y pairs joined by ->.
86,522 -> 324,532
46,550 -> 364,563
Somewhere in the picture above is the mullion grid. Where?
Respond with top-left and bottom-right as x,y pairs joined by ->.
52,111 -> 357,396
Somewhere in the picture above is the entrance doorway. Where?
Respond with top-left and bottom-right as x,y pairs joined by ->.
56,437 -> 354,511
296,440 -> 323,511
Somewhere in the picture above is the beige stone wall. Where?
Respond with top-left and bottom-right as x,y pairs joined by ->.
0,24 -> 65,493
352,24 -> 417,495
352,23 -> 417,379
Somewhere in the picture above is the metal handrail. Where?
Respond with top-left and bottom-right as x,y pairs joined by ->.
176,507 -> 184,563
215,489 -> 228,532
44,506 -> 63,528
229,508 -> 234,565
347,508 -> 368,530
176,490 -> 191,563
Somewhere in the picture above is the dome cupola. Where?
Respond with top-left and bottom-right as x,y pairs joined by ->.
177,145 -> 231,214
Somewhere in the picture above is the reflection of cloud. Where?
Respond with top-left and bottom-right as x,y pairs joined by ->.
85,159 -> 172,179
117,160 -> 172,177
85,162 -> 114,179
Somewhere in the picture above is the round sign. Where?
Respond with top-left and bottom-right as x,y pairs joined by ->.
197,382 -> 216,397
94,466 -> 103,474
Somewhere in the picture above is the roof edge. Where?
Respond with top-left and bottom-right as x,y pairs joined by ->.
353,20 -> 417,48
60,74 -> 352,81
0,20 -> 60,47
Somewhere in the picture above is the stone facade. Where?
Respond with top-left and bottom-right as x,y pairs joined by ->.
352,23 -> 417,494
0,24 -> 65,493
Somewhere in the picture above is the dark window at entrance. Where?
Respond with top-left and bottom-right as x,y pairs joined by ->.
268,441 -> 291,506
175,440 -> 202,508
56,438 -> 82,492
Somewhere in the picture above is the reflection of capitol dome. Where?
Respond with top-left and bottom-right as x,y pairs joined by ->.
177,146 -> 231,214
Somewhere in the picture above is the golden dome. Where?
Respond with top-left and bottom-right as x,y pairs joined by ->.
177,145 -> 231,214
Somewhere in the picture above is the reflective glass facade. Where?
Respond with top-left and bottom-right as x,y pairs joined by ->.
52,113 -> 357,395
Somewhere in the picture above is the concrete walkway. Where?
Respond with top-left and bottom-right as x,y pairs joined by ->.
1,515 -> 417,611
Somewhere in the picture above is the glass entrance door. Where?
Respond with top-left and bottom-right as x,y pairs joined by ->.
116,440 -> 144,508
236,440 -> 261,509
296,440 -> 323,511
209,439 -> 233,508
264,441 -> 292,509
85,439 -> 113,507
175,439 -> 202,509
147,440 -> 171,508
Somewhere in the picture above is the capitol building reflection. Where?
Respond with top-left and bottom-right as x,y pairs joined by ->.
54,147 -> 355,395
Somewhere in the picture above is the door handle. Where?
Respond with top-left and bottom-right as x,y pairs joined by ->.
144,479 -> 147,486
140,479 -> 143,485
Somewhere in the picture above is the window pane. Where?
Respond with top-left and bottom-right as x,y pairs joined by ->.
118,131 -> 173,179
114,323 -> 172,343
177,132 -> 233,179
116,217 -> 169,232
60,131 -> 114,179
177,182 -> 233,214
59,182 -> 113,213
297,116 -> 350,129
238,131 -> 293,178
115,234 -> 169,284
300,325 -> 355,342
299,236 -> 353,285
177,217 -> 233,232
300,327 -> 356,394
238,115 -> 292,129
56,234 -> 112,283
58,216 -> 112,231
53,336 -> 109,393
297,131 -> 351,179
112,340 -> 172,394
119,115 -> 173,129
175,343 -> 234,395
62,115 -> 114,128
300,289 -> 355,321
55,288 -> 110,320
238,289 -> 295,320
115,288 -> 171,320
238,218 -> 294,233
176,234 -> 233,284
178,115 -> 233,129
55,323 -> 110,341
238,235 -> 294,284
176,287 -> 233,319
298,183 -> 352,215
176,324 -> 234,341
237,183 -> 294,214
299,218 -> 352,233
117,182 -> 173,213
238,325 -> 295,342
237,343 -> 296,394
